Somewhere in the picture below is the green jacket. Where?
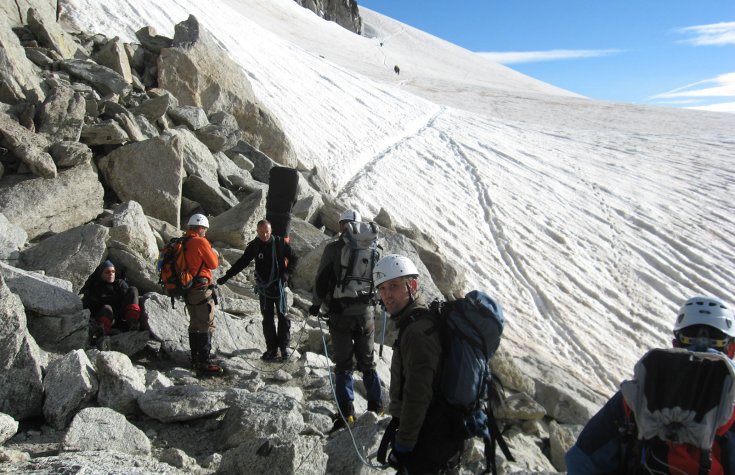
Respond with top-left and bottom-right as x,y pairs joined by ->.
388,295 -> 443,448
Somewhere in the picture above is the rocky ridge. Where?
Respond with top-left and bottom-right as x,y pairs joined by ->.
0,6 -> 604,474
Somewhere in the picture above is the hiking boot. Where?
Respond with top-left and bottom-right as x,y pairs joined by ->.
280,347 -> 292,360
367,400 -> 384,416
261,349 -> 279,361
330,414 -> 355,432
194,362 -> 223,375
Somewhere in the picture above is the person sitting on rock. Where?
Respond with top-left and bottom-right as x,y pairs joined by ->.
80,260 -> 146,347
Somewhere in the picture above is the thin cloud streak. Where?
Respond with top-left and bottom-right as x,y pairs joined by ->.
677,21 -> 735,46
477,49 -> 621,64
652,72 -> 735,99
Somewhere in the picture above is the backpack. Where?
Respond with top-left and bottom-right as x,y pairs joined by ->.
619,348 -> 735,475
157,236 -> 204,304
331,221 -> 379,302
379,290 -> 514,474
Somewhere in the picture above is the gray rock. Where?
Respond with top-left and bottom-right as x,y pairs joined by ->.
139,292 -> 190,361
0,212 -> 27,259
0,274 -> 44,420
288,217 -> 330,258
93,37 -> 133,84
207,189 -> 267,248
19,223 -> 109,293
98,134 -> 184,228
195,123 -> 240,152
96,351 -> 146,415
325,412 -> 385,474
49,141 -> 93,168
290,239 -> 329,293
500,427 -> 557,473
0,451 -> 184,473
212,151 -> 254,190
219,389 -> 306,449
158,15 -> 294,166
182,174 -> 238,216
42,349 -> 98,430
158,447 -> 199,470
218,435 -> 327,475
59,59 -> 132,97
144,369 -> 173,390
417,247 -> 466,300
294,0 -> 363,34
0,412 -> 18,445
132,92 -> 176,121
292,194 -> 323,224
373,207 -> 395,231
0,111 -> 56,178
230,140 -> 278,183
0,14 -> 45,104
102,330 -> 152,358
495,392 -> 546,421
549,420 -> 583,472
0,162 -> 104,240
135,26 -> 172,53
61,407 -> 151,455
137,384 -> 229,423
168,105 -> 209,130
0,261 -> 81,315
163,127 -> 219,185
27,7 -> 81,59
36,86 -> 86,142
80,119 -> 130,145
109,201 -> 159,261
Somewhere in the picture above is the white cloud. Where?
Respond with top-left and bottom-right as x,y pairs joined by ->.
652,72 -> 735,99
677,21 -> 735,46
477,49 -> 621,64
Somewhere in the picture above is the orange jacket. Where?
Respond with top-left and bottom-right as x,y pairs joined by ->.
183,229 -> 218,285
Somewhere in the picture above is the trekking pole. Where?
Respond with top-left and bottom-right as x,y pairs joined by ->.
379,307 -> 387,357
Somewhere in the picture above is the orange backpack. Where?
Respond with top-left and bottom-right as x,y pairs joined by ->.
157,237 -> 198,299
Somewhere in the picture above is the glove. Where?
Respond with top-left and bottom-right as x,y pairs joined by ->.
387,441 -> 413,471
98,315 -> 113,335
216,276 -> 227,286
125,304 -> 141,321
308,304 -> 321,316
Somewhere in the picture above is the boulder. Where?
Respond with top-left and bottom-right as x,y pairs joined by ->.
219,389 -> 305,449
132,89 -> 177,121
218,435 -> 327,475
289,239 -> 329,293
26,7 -> 81,59
0,261 -> 81,315
212,151 -> 255,190
0,162 -> 104,240
549,420 -> 583,472
137,384 -> 229,423
168,105 -> 208,130
59,59 -> 132,97
49,141 -> 93,168
182,174 -> 238,216
163,127 -> 219,185
95,351 -> 146,415
108,201 -> 159,261
195,123 -> 240,152
499,428 -> 557,473
325,412 -> 386,474
98,134 -> 184,228
60,407 -> 151,455
0,412 -> 18,445
135,26 -> 172,54
0,274 -> 44,420
19,223 -> 109,292
0,110 -> 56,178
158,15 -> 294,165
294,0 -> 363,34
0,13 -> 45,104
417,247 -> 466,300
42,349 -> 98,430
287,217 -> 331,258
495,392 -> 546,421
36,85 -> 86,142
93,37 -> 133,84
207,189 -> 267,248
0,212 -> 27,259
80,119 -> 130,145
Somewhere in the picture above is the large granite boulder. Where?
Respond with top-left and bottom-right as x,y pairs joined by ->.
60,407 -> 151,455
0,12 -> 45,104
42,349 -> 98,430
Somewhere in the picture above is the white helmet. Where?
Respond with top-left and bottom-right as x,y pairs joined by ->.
187,213 -> 209,228
674,296 -> 735,337
373,254 -> 419,287
339,209 -> 361,223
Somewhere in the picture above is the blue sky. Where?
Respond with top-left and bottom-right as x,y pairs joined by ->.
358,0 -> 735,111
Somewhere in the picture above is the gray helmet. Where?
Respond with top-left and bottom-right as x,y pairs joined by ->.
674,296 -> 735,337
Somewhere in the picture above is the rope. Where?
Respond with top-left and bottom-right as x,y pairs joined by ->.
316,314 -> 389,471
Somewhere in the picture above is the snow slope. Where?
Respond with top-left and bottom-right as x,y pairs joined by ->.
63,0 -> 735,394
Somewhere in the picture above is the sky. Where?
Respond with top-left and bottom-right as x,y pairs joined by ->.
358,0 -> 735,111
64,0 -> 735,405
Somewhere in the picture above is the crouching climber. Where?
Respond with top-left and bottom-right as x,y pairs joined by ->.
80,260 -> 147,347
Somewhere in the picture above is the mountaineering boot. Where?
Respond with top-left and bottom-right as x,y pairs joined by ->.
367,400 -> 384,416
279,347 -> 292,361
261,349 -> 279,361
192,332 -> 223,375
330,401 -> 355,432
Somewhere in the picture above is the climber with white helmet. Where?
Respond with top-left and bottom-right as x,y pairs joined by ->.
181,213 -> 222,374
309,208 -> 384,431
566,295 -> 735,474
375,253 -> 464,474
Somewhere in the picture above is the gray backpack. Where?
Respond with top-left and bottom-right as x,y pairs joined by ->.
332,221 -> 379,302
